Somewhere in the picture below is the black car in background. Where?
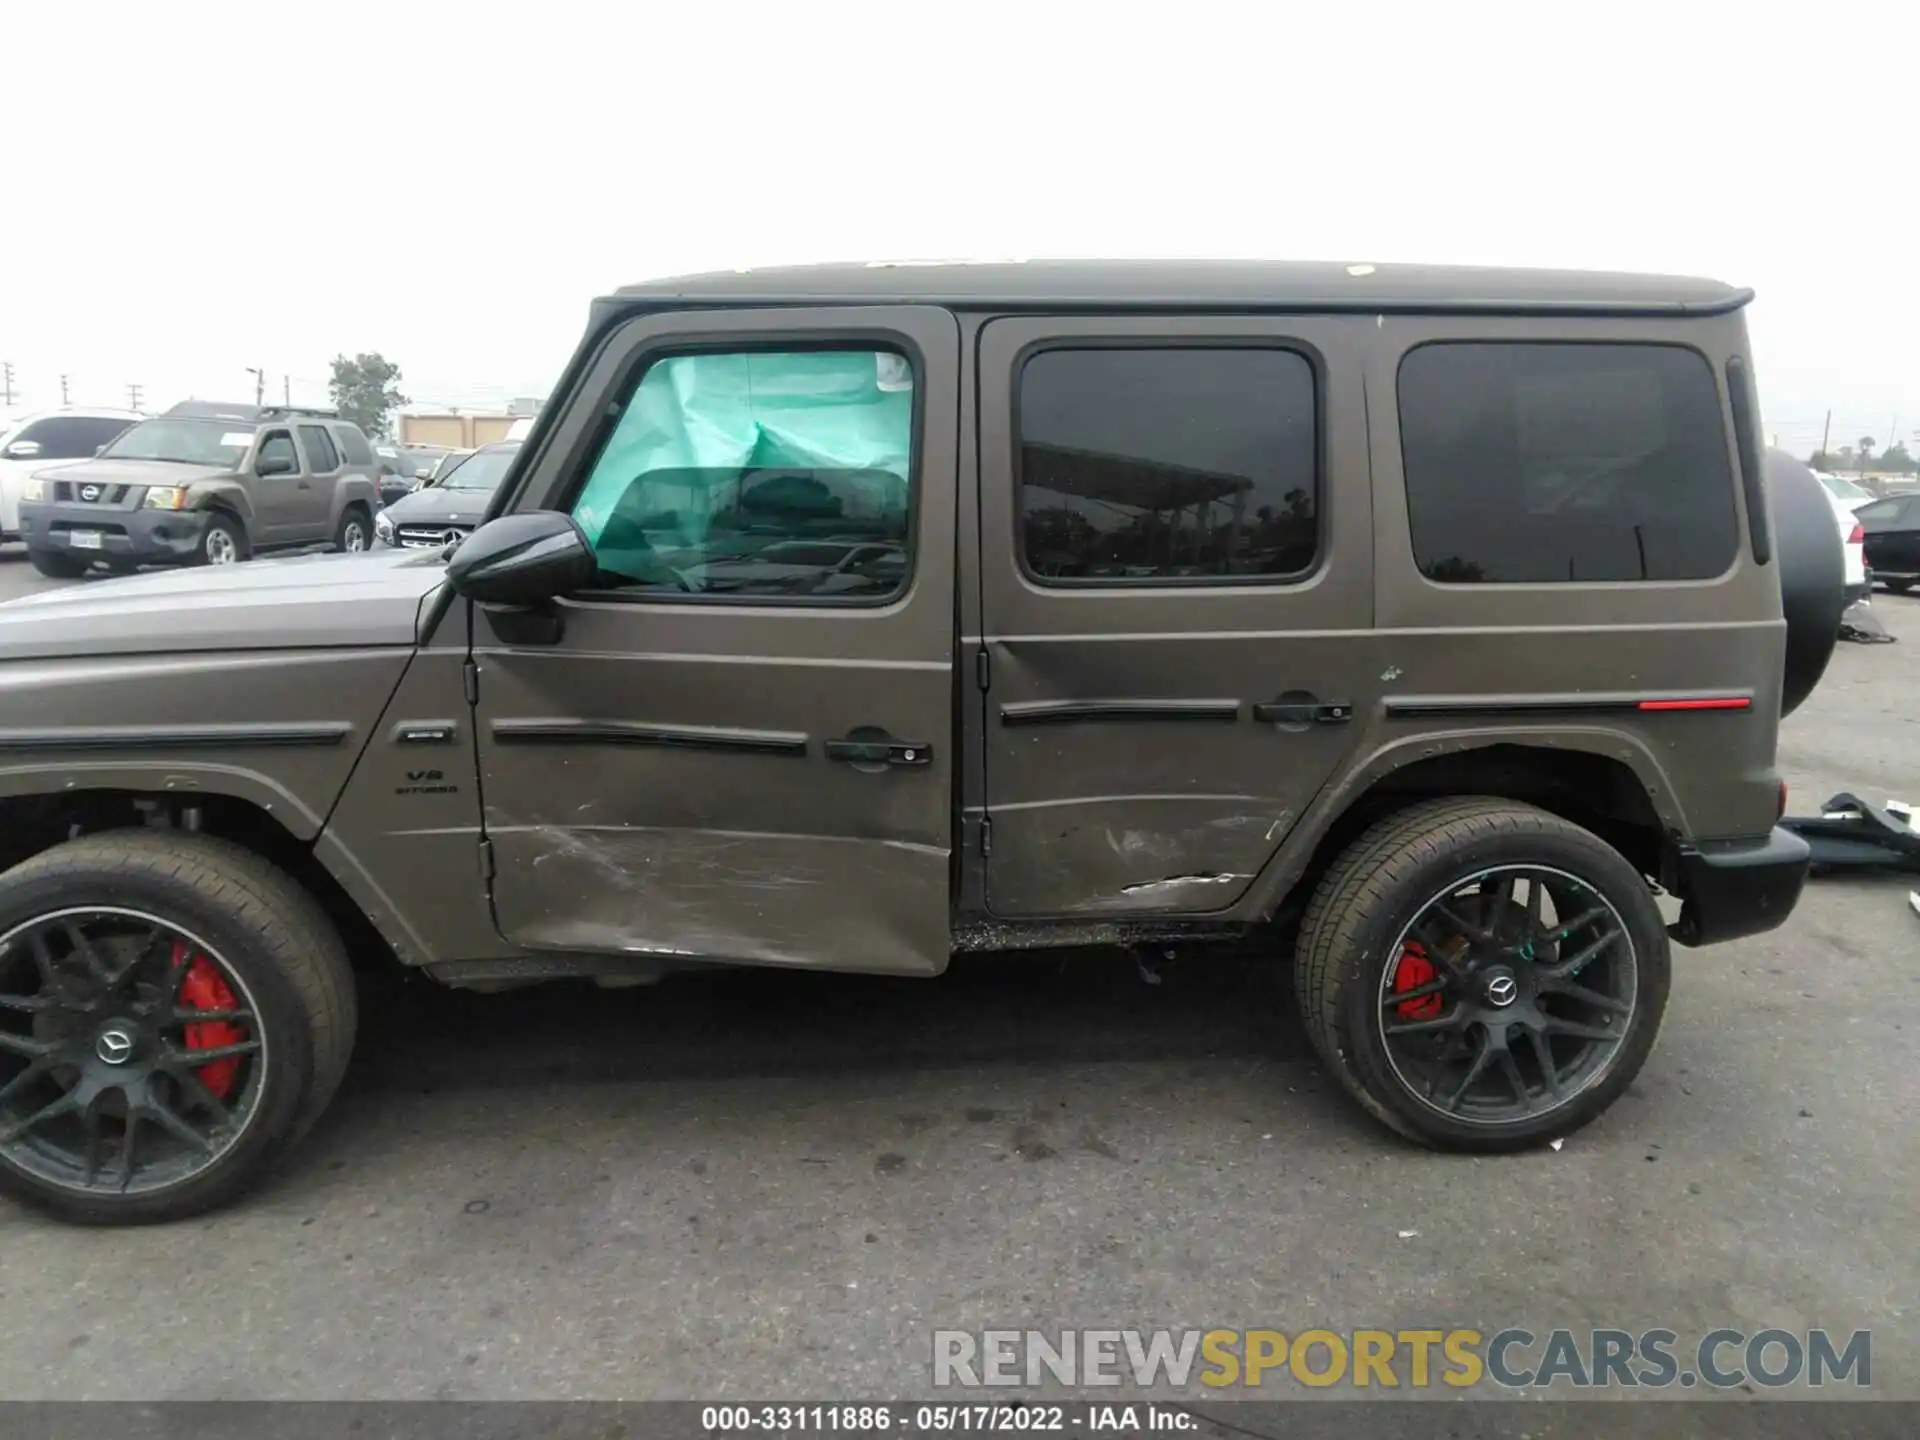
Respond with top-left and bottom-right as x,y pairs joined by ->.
1858,494 -> 1920,592
373,440 -> 519,548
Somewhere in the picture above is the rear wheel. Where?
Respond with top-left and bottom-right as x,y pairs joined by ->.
1296,798 -> 1670,1152
0,831 -> 357,1224
334,505 -> 372,554
27,549 -> 89,579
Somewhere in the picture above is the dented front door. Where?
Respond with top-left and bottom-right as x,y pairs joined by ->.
470,305 -> 960,975
975,314 -> 1376,917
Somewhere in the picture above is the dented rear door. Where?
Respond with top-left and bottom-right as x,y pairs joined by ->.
471,305 -> 960,975
976,314 -> 1375,917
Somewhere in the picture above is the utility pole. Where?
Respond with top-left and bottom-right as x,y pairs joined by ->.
1820,409 -> 1831,462
1,362 -> 13,407
127,383 -> 143,412
60,375 -> 70,405
283,375 -> 291,406
246,367 -> 265,406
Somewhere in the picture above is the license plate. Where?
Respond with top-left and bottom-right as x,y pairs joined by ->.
69,530 -> 103,551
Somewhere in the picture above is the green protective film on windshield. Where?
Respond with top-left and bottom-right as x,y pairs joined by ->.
570,350 -> 913,546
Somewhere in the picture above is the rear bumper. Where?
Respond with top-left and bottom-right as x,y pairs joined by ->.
1668,827 -> 1810,946
18,502 -> 211,564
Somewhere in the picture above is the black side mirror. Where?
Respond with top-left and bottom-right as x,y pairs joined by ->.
257,454 -> 297,477
446,510 -> 597,608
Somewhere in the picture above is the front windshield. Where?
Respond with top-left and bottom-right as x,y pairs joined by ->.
103,418 -> 252,467
438,447 -> 518,492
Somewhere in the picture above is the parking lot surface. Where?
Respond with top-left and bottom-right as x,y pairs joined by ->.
0,545 -> 1914,1401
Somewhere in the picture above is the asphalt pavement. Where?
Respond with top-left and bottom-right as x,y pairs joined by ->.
0,543 -> 1913,1402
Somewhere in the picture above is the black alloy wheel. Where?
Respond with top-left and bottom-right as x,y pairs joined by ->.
1296,798 -> 1671,1151
0,909 -> 269,1198
1376,866 -> 1637,1124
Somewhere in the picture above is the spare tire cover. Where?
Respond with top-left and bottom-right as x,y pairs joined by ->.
1767,447 -> 1844,716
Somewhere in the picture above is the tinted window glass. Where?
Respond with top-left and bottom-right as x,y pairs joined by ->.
298,424 -> 340,472
332,425 -> 374,466
569,349 -> 914,600
1399,343 -> 1739,584
1016,348 -> 1317,584
257,431 -> 297,470
1855,498 -> 1903,524
14,416 -> 132,459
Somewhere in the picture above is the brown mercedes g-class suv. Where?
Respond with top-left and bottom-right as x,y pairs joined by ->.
0,261 -> 1842,1223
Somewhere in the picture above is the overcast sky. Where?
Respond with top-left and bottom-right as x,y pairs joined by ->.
2,1 -> 1914,456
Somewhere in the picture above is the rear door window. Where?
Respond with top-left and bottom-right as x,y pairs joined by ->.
298,424 -> 340,473
1015,347 -> 1318,583
1398,343 -> 1739,583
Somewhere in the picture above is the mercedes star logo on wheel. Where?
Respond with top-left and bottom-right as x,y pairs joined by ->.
1485,973 -> 1519,1007
95,1028 -> 135,1065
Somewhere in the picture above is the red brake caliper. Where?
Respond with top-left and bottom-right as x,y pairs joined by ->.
173,940 -> 244,1101
1391,941 -> 1443,1020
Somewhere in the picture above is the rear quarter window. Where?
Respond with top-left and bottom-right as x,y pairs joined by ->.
1398,342 -> 1740,584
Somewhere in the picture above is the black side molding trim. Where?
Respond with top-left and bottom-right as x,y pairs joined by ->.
0,722 -> 353,753
491,719 -> 808,757
999,699 -> 1242,727
1385,692 -> 1754,720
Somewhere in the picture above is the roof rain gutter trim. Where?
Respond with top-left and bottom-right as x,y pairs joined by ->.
599,289 -> 1757,320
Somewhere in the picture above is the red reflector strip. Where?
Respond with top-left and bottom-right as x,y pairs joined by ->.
1637,697 -> 1751,711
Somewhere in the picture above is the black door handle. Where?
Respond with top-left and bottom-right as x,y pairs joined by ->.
1253,694 -> 1353,726
826,731 -> 932,770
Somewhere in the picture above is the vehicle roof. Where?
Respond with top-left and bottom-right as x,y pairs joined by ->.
3,406 -> 144,422
163,401 -> 354,427
609,259 -> 1753,316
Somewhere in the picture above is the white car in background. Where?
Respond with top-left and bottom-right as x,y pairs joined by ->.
1815,470 -> 1875,512
0,408 -> 143,542
1823,486 -> 1871,605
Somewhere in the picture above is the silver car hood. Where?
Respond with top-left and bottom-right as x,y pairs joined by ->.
0,549 -> 451,660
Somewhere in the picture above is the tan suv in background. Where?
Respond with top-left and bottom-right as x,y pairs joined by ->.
16,401 -> 383,576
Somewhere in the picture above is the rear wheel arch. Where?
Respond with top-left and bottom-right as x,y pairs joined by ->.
1258,737 -> 1678,927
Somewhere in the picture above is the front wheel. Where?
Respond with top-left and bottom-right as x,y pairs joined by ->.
1296,798 -> 1670,1152
0,831 -> 358,1224
197,513 -> 248,567
27,549 -> 89,580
